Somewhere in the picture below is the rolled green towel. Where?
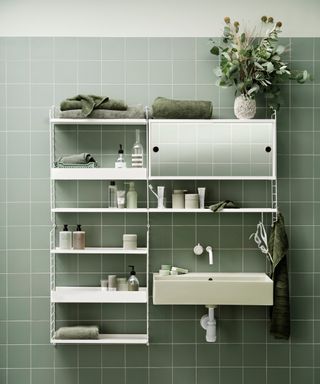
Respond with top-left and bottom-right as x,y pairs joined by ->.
209,200 -> 237,212
57,153 -> 96,165
55,325 -> 99,339
60,98 -> 127,112
60,95 -> 109,117
151,97 -> 213,119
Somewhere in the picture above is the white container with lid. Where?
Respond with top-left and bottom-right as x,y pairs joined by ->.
172,190 -> 187,209
123,234 -> 137,250
185,194 -> 199,209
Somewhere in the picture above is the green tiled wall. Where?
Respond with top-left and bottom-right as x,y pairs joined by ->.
0,37 -> 319,383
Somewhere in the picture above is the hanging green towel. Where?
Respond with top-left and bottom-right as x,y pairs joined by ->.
268,212 -> 290,339
61,95 -> 109,117
151,97 -> 213,119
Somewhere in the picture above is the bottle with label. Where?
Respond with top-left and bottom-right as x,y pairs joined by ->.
131,129 -> 143,168
73,224 -> 85,249
59,224 -> 72,249
127,265 -> 139,291
115,144 -> 126,168
126,181 -> 138,208
108,181 -> 117,208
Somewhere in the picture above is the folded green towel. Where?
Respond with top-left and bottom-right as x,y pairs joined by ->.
57,153 -> 96,165
151,97 -> 213,119
55,325 -> 99,339
61,95 -> 109,117
209,200 -> 237,212
59,105 -> 146,119
60,98 -> 127,112
268,212 -> 290,339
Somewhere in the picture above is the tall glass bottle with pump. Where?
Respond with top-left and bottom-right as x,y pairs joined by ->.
131,129 -> 143,168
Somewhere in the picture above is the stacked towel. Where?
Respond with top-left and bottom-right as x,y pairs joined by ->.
151,97 -> 213,119
59,105 -> 146,119
268,212 -> 290,339
61,97 -> 127,114
57,153 -> 96,165
60,95 -> 110,117
55,325 -> 99,339
209,200 -> 238,212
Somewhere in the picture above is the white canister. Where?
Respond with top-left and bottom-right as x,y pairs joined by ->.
172,190 -> 186,209
117,278 -> 128,291
185,194 -> 199,209
123,234 -> 137,250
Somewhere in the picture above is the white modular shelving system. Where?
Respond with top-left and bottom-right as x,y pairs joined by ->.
49,108 -> 278,345
49,107 -> 150,345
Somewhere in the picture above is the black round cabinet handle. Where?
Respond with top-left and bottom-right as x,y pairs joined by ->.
153,146 -> 159,153
265,146 -> 272,153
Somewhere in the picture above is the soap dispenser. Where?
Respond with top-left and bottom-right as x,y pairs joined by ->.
115,144 -> 126,168
126,182 -> 138,209
73,224 -> 85,250
127,265 -> 139,291
59,224 -> 72,249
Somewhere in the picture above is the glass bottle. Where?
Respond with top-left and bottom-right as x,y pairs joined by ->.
131,129 -> 143,168
108,181 -> 117,208
115,144 -> 126,168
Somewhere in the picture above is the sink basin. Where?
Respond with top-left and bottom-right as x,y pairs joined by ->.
153,272 -> 273,306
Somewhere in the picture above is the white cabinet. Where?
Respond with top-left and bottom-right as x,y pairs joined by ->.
149,119 -> 276,179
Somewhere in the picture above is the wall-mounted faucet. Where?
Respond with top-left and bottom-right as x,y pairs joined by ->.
206,246 -> 213,265
193,243 -> 214,265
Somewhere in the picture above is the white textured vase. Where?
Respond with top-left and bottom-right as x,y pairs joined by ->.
234,95 -> 256,119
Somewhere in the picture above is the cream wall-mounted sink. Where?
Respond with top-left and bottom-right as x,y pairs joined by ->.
153,272 -> 273,306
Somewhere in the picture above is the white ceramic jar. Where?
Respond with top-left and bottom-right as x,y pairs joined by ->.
123,234 -> 137,249
185,194 -> 199,209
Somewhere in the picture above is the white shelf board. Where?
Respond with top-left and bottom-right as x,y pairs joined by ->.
149,176 -> 276,180
149,119 -> 275,123
52,208 -> 148,213
51,168 -> 147,180
51,287 -> 147,303
51,118 -> 147,125
51,247 -> 148,254
149,208 -> 277,213
51,334 -> 148,345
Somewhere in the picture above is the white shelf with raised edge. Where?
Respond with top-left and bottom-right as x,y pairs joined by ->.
51,287 -> 147,303
149,208 -> 277,213
51,167 -> 147,180
149,176 -> 276,180
50,118 -> 147,126
51,334 -> 148,345
52,208 -> 148,213
51,247 -> 148,254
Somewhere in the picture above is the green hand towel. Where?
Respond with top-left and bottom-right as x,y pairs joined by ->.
57,153 -> 96,165
209,200 -> 237,212
61,95 -> 109,117
60,98 -> 127,112
55,325 -> 99,339
152,97 -> 213,119
268,212 -> 290,339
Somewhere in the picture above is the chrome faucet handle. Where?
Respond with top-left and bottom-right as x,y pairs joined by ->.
193,243 -> 204,255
